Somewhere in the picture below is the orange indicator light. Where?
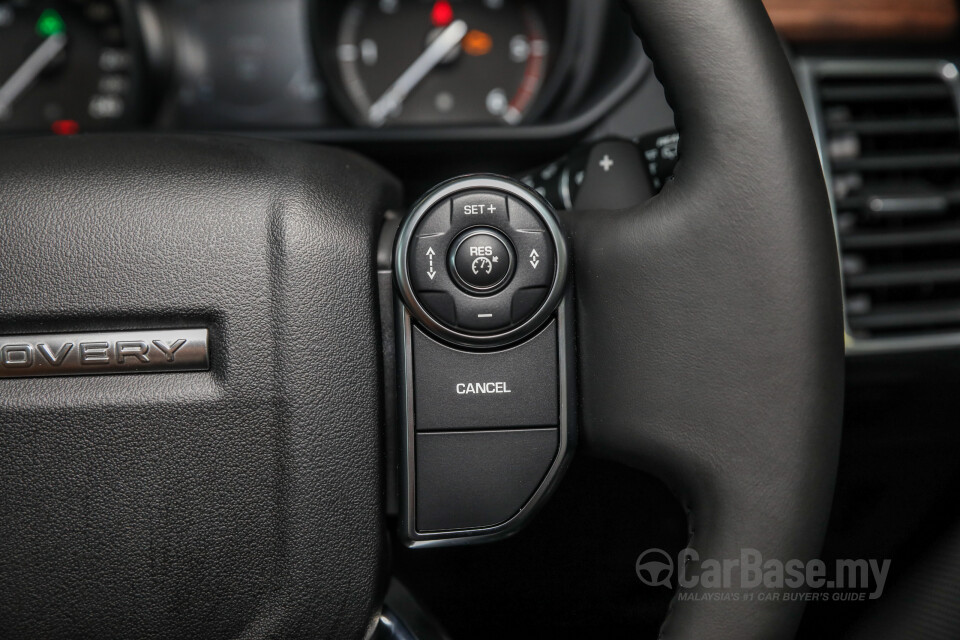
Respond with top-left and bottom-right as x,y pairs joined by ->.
463,29 -> 493,56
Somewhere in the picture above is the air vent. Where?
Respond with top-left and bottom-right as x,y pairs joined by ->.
802,59 -> 960,352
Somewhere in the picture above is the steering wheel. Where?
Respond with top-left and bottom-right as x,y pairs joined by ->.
0,1 -> 843,638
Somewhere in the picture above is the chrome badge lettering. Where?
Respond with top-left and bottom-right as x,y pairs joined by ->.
0,329 -> 209,378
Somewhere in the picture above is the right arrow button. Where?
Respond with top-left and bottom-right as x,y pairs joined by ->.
510,230 -> 554,289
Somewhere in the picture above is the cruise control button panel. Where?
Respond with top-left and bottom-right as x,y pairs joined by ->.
396,176 -> 568,347
394,175 -> 574,547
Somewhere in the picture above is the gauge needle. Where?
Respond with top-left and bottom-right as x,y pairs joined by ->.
0,32 -> 68,118
367,19 -> 468,127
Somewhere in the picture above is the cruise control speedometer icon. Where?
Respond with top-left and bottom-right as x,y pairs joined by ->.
472,256 -> 493,275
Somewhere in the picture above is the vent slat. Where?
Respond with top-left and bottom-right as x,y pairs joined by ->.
837,193 -> 953,216
820,83 -> 951,102
826,117 -> 959,135
842,225 -> 960,249
837,191 -> 960,211
848,303 -> 960,330
832,152 -> 960,172
846,264 -> 960,288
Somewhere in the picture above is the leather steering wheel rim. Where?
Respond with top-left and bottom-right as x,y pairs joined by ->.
562,1 -> 845,637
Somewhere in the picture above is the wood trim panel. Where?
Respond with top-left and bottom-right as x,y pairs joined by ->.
763,0 -> 958,41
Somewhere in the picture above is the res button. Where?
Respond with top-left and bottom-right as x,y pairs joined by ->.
449,228 -> 515,295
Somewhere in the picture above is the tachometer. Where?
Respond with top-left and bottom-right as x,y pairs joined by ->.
332,0 -> 551,127
0,0 -> 141,134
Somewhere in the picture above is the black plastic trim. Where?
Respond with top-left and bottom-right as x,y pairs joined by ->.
396,297 -> 576,548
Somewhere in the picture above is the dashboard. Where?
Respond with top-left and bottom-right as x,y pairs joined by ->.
0,0 -> 637,136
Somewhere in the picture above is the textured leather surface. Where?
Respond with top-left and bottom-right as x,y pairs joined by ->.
562,1 -> 844,638
0,135 -> 400,638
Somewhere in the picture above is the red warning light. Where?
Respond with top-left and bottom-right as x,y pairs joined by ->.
51,119 -> 80,136
431,0 -> 454,28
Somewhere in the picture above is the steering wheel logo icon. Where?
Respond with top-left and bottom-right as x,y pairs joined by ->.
635,548 -> 674,587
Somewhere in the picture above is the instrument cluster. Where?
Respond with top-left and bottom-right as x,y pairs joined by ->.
0,0 -> 591,135
0,0 -> 141,133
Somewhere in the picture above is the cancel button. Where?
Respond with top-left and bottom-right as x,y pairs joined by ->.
456,382 -> 511,395
413,321 -> 558,431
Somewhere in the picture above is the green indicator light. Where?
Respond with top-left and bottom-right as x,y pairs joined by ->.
36,8 -> 66,37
